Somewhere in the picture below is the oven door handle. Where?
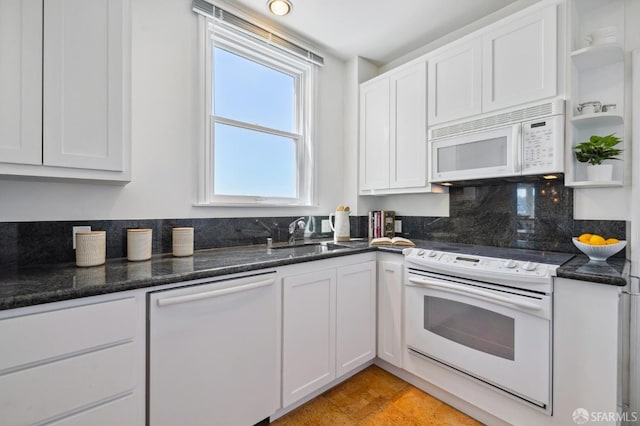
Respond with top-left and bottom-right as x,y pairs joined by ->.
408,277 -> 543,311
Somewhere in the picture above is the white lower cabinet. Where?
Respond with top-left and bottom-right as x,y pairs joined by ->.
553,277 -> 622,423
282,269 -> 337,406
282,258 -> 377,407
0,294 -> 144,426
377,254 -> 404,368
336,262 -> 377,377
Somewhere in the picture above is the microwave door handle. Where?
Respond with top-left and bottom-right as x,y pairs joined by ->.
407,277 -> 542,311
513,124 -> 522,173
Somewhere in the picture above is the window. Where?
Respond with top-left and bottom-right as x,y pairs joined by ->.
199,20 -> 315,206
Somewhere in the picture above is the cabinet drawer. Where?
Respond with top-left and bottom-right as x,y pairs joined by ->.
0,297 -> 136,372
0,342 -> 135,425
48,393 -> 138,426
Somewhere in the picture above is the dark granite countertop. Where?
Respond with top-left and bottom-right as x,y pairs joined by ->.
555,254 -> 628,286
0,240 -> 375,311
0,238 -> 629,311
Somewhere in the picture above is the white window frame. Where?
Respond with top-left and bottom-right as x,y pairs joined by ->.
195,17 -> 315,207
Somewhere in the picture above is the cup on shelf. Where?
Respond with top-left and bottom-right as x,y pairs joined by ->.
76,231 -> 106,267
585,26 -> 617,46
172,227 -> 194,257
127,228 -> 152,261
577,101 -> 601,115
601,104 -> 617,113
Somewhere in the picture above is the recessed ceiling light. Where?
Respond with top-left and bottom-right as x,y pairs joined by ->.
267,0 -> 292,16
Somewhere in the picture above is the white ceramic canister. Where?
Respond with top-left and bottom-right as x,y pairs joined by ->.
329,211 -> 351,242
127,228 -> 153,261
76,231 -> 106,267
172,227 -> 194,257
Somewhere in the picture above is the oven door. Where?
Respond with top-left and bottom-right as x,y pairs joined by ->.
405,271 -> 551,408
429,124 -> 521,183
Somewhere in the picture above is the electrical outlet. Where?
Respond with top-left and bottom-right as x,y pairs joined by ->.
394,220 -> 402,233
321,219 -> 331,233
72,226 -> 91,249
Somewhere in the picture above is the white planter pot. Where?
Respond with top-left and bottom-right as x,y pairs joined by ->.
587,164 -> 613,181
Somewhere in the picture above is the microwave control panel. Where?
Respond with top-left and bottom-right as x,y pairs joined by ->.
521,114 -> 564,174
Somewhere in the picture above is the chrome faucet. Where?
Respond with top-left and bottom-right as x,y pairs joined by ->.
288,217 -> 306,245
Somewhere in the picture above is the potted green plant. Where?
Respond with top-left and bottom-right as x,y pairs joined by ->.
573,133 -> 622,181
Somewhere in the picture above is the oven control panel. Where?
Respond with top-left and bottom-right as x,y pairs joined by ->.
404,248 -> 557,289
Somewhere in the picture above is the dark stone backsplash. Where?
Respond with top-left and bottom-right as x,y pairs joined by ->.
395,180 -> 626,255
0,180 -> 626,267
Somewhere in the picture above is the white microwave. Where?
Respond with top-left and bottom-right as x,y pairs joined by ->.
429,100 -> 565,183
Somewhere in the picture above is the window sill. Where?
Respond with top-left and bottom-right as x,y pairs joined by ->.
193,201 -> 316,208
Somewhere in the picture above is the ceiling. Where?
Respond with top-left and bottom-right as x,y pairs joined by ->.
222,0 -> 520,65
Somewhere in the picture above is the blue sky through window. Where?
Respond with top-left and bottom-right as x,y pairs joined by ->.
214,48 -> 295,132
214,124 -> 296,197
213,47 -> 298,197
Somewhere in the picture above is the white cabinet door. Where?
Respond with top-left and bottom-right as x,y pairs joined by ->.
389,61 -> 427,189
43,0 -> 127,171
428,38 -> 482,125
377,259 -> 403,368
282,269 -> 336,407
359,77 -> 390,191
482,4 -> 557,112
336,261 -> 376,377
0,0 -> 42,165
553,278 -> 621,422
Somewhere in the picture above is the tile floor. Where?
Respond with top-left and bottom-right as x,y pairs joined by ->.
271,365 -> 483,425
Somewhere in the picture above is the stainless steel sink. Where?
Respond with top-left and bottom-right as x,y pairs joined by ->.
271,242 -> 349,255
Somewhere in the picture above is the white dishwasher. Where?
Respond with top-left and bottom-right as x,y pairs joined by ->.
148,271 -> 280,426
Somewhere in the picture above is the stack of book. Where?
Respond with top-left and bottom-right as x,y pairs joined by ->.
368,210 -> 395,239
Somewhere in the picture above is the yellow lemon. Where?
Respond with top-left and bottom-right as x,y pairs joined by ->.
578,233 -> 592,243
605,238 -> 620,245
589,235 -> 606,245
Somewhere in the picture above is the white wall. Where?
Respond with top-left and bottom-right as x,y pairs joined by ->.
0,0 -> 346,222
342,57 -> 377,216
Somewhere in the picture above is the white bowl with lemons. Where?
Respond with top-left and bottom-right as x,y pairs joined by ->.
573,234 -> 626,262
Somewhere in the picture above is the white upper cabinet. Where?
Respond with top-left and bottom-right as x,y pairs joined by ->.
426,2 -> 559,126
43,0 -> 126,172
0,0 -> 131,183
428,39 -> 482,125
0,0 -> 42,165
360,60 -> 436,195
359,77 -> 390,191
389,62 -> 428,189
482,5 -> 557,113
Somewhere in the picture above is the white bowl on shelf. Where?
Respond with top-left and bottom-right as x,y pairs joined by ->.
572,238 -> 626,261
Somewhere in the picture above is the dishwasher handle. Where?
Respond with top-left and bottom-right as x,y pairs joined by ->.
408,276 -> 543,311
157,277 -> 275,307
